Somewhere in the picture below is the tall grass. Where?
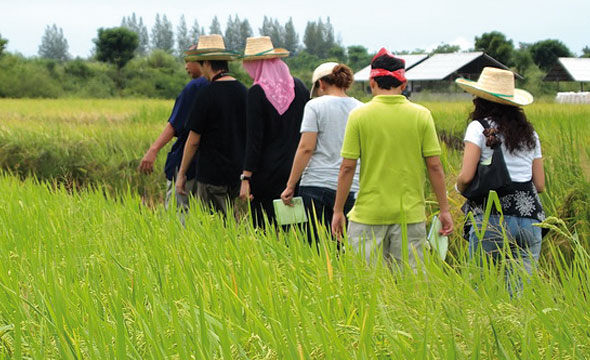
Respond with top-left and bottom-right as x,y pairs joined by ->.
0,175 -> 589,358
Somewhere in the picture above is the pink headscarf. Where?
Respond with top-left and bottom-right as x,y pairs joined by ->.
243,58 -> 295,116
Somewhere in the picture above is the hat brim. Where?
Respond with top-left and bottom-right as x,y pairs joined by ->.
242,48 -> 290,60
455,78 -> 533,107
187,53 -> 240,61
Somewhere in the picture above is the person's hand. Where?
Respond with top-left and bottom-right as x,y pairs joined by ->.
438,210 -> 454,236
175,174 -> 187,196
239,180 -> 253,201
331,211 -> 346,241
139,148 -> 157,174
280,186 -> 295,206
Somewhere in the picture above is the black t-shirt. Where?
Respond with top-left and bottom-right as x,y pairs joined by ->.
188,80 -> 248,186
244,78 -> 309,198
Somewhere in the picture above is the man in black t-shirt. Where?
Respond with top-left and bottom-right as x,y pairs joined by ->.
176,35 -> 247,216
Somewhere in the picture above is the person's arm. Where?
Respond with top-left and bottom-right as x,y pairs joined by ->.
455,142 -> 481,193
139,123 -> 175,174
241,86 -> 265,201
280,132 -> 318,205
425,156 -> 453,235
532,158 -> 545,193
331,158 -> 357,239
175,131 -> 200,195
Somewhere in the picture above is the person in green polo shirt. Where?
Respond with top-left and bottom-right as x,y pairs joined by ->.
331,48 -> 453,270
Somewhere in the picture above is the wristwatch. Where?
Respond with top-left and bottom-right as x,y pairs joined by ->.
240,174 -> 251,181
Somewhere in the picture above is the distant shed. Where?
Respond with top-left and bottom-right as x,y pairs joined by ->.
544,57 -> 590,91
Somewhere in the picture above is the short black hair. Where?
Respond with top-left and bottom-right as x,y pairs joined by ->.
371,55 -> 405,90
197,60 -> 229,72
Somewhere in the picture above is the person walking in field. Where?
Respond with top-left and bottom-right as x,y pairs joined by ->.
455,67 -> 545,282
239,36 -> 309,227
139,44 -> 208,209
175,35 -> 247,216
331,48 -> 453,270
280,62 -> 362,241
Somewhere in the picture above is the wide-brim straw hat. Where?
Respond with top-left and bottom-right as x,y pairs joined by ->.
242,36 -> 289,60
455,67 -> 533,107
184,34 -> 239,61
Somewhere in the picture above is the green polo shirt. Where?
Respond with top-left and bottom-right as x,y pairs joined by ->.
341,95 -> 441,225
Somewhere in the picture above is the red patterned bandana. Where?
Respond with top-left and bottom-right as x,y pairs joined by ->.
370,47 -> 407,83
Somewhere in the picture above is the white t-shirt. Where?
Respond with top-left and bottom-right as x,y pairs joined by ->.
300,95 -> 363,192
464,119 -> 542,182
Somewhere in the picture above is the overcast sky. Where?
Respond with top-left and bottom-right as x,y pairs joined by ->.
1,0 -> 588,58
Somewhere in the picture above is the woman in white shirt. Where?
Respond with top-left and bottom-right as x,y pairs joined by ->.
455,67 -> 545,279
281,62 -> 362,241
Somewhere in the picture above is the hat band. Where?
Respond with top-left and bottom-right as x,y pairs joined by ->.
489,91 -> 514,98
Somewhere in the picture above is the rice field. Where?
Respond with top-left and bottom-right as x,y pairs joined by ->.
1,98 -> 589,358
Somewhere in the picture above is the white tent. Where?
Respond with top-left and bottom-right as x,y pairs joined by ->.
354,54 -> 428,82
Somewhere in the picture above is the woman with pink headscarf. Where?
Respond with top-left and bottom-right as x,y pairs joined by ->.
239,37 -> 309,227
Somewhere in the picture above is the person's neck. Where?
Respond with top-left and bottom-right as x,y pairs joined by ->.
373,87 -> 403,96
323,87 -> 348,97
211,70 -> 233,82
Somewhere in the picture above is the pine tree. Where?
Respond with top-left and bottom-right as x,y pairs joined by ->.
239,19 -> 253,51
209,16 -> 222,35
0,33 -> 7,57
189,20 -> 201,45
284,18 -> 299,54
121,13 -> 149,55
151,14 -> 174,53
177,15 -> 191,54
38,24 -> 70,61
224,15 -> 241,52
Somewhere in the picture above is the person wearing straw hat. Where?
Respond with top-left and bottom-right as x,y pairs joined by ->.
331,48 -> 453,270
239,36 -> 309,227
280,62 -> 362,242
175,35 -> 247,216
455,67 -> 545,282
139,43 -> 209,210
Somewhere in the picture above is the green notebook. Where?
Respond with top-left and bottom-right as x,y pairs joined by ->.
273,197 -> 308,226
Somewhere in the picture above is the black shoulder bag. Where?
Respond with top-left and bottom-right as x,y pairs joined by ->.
461,118 -> 512,200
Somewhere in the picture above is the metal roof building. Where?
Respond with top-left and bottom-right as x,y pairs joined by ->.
405,52 -> 519,81
354,54 -> 428,81
544,57 -> 590,91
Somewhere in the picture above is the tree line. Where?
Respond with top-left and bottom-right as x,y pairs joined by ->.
0,14 -> 589,99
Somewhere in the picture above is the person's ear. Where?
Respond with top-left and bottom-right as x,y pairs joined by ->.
401,82 -> 408,91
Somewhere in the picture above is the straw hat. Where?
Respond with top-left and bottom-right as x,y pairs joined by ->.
184,34 -> 239,61
455,67 -> 533,107
310,62 -> 339,98
242,36 -> 289,60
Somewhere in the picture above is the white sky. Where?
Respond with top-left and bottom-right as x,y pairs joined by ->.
1,0 -> 588,58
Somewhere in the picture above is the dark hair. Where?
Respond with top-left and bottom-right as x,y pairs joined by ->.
319,64 -> 354,90
370,55 -> 404,89
197,60 -> 229,72
469,97 -> 536,154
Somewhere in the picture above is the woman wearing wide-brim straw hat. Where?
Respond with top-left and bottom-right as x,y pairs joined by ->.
175,35 -> 248,217
455,66 -> 545,291
238,36 -> 309,228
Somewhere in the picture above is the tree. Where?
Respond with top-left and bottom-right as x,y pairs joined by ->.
347,45 -> 371,71
259,17 -> 285,49
513,42 -> 534,75
189,20 -> 203,45
283,18 -> 299,54
151,14 -> 174,53
121,13 -> 149,55
529,39 -> 572,72
0,33 -> 7,57
209,16 -> 222,35
38,24 -> 70,61
474,31 -> 514,66
582,46 -> 590,58
176,15 -> 191,55
430,43 -> 460,55
239,19 -> 253,50
94,27 -> 138,69
224,15 -> 241,52
303,18 -> 335,58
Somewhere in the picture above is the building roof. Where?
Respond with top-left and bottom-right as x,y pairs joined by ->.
405,52 -> 517,81
353,54 -> 428,82
544,57 -> 590,82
